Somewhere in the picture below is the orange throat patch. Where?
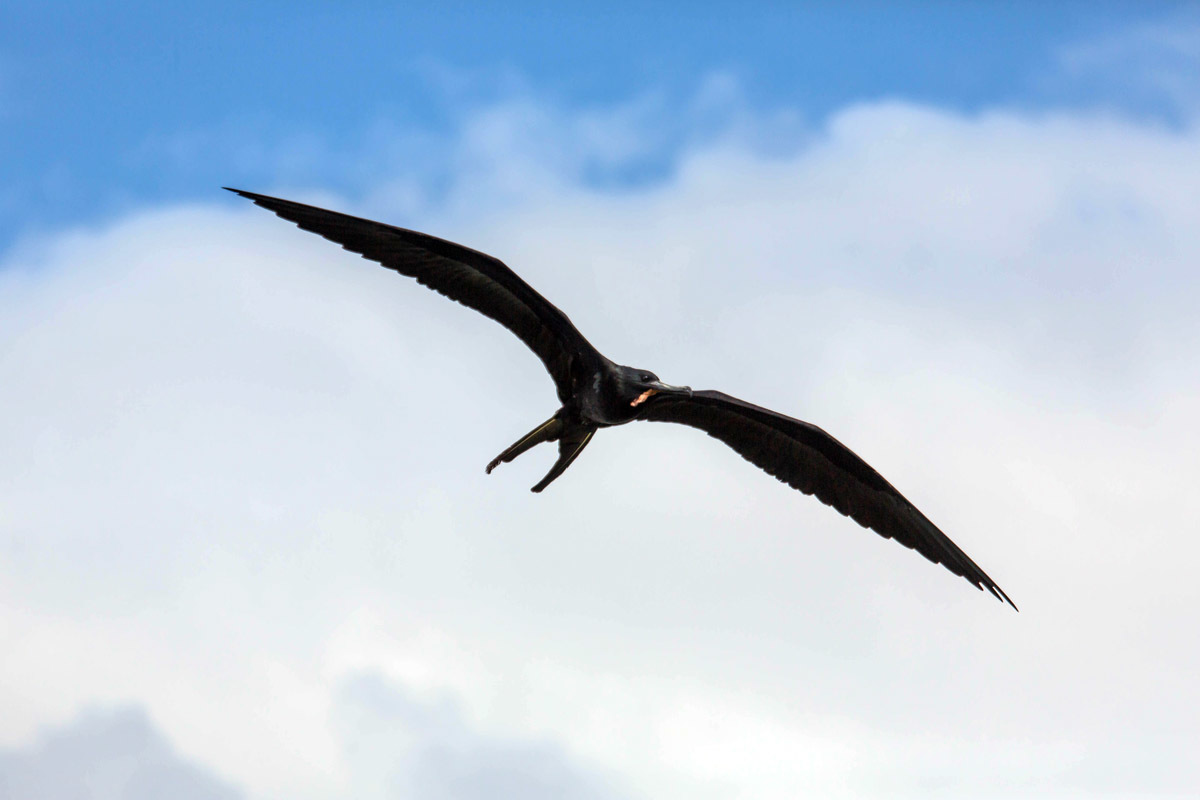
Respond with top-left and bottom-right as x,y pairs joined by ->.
630,388 -> 657,407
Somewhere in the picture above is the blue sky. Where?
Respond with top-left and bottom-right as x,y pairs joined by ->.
4,1 -> 1197,247
3,4 -> 1200,800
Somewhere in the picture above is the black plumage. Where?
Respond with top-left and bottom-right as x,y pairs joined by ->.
227,187 -> 1015,609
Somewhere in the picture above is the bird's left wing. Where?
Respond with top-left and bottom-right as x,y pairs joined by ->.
639,390 -> 1015,608
226,188 -> 601,403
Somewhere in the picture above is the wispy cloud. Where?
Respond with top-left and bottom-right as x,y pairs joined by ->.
1056,13 -> 1200,117
121,72 -> 806,227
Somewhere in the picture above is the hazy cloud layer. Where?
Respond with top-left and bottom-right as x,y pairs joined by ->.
0,688 -> 628,800
335,674 -> 633,800
0,708 -> 242,800
2,83 -> 1199,799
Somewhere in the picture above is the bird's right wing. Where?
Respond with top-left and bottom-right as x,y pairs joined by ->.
639,390 -> 1014,608
227,189 -> 601,403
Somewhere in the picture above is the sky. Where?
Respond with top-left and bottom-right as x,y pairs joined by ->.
2,3 -> 1199,799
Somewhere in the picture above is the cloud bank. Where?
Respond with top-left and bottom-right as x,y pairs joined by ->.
2,81 -> 1198,798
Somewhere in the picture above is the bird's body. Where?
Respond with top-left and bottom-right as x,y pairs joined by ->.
228,187 -> 1015,609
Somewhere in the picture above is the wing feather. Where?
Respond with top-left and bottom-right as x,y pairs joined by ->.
227,188 -> 599,402
640,390 -> 1015,608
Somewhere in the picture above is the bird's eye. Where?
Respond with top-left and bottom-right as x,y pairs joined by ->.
641,373 -> 654,382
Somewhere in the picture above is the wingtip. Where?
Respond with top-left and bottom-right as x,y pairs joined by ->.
989,584 -> 1019,612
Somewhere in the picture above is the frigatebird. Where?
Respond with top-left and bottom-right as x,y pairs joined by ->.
227,188 -> 1014,609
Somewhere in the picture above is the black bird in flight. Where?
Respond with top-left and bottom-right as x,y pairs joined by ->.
227,188 -> 1014,609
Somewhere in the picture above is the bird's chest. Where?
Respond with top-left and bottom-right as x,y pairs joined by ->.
576,373 -> 634,427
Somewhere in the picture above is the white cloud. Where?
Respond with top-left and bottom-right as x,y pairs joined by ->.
2,87 -> 1199,799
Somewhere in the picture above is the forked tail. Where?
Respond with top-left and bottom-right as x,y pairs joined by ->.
486,414 -> 596,492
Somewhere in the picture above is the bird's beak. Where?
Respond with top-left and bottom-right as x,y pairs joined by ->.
631,381 -> 692,407
655,381 -> 692,397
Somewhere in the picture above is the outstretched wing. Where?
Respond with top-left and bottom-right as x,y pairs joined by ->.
639,390 -> 1014,608
227,188 -> 601,403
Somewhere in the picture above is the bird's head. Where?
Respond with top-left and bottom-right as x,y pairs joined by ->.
618,366 -> 692,411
